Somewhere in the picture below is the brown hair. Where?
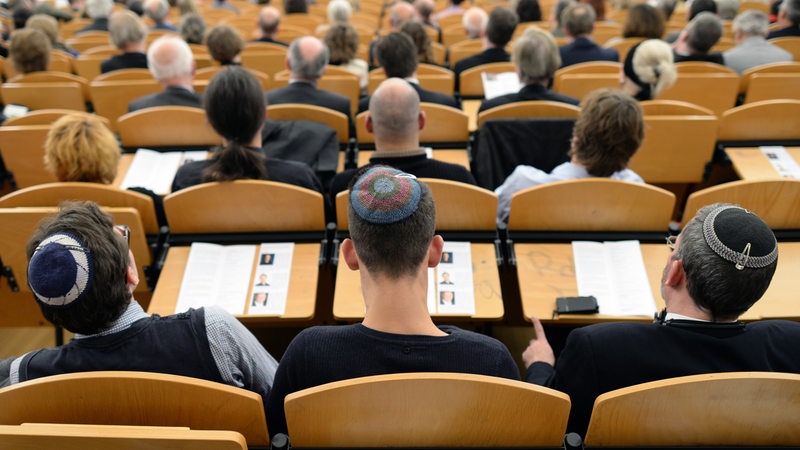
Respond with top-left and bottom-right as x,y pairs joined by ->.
45,114 -> 121,184
206,24 -> 244,64
623,3 -> 665,39
400,21 -> 434,65
10,28 -> 51,73
325,23 -> 359,64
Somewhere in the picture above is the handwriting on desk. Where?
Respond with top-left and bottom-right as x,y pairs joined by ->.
523,250 -> 574,277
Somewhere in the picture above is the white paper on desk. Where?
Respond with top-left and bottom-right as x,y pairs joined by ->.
120,149 -> 207,195
430,241 -> 475,315
175,243 -> 256,315
760,146 -> 800,179
482,72 -> 522,100
572,240 -> 656,316
248,243 -> 294,316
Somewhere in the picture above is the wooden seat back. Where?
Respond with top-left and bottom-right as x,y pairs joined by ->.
552,73 -> 620,101
267,103 -> 349,145
2,109 -> 110,127
477,100 -> 580,128
0,82 -> 86,111
743,73 -> 800,103
0,125 -> 58,188
769,36 -> 800,60
639,99 -> 715,115
458,61 -> 515,98
117,106 -> 221,149
683,179 -> 800,229
739,61 -> 800,93
718,99 -> 800,142
89,79 -> 162,131
656,73 -> 740,116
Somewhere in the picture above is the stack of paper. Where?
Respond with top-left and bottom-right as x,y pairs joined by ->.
120,149 -> 207,195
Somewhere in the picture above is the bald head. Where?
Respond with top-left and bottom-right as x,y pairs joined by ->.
368,78 -> 421,146
259,6 -> 281,36
390,2 -> 415,29
148,36 -> 194,84
463,7 -> 488,38
288,36 -> 329,80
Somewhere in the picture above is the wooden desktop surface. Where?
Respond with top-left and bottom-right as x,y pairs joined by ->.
725,147 -> 800,180
515,242 -> 800,324
333,243 -> 504,321
148,244 -> 319,324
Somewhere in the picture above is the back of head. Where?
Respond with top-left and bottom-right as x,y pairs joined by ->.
327,0 -> 352,23
414,0 -> 435,21
400,21 -> 433,63
202,67 -> 267,182
687,11 -> 723,53
110,10 -> 147,49
512,27 -> 560,84
376,32 -> 417,78
552,0 -> 573,28
180,13 -> 206,44
145,0 -> 169,22
368,77 -> 420,143
284,0 -> 308,14
570,88 -> 643,176
26,14 -> 59,45
148,36 -> 194,83
288,36 -> 329,79
657,0 -> 678,20
514,0 -> 542,22
87,0 -> 113,19
12,7 -> 32,30
562,2 -> 595,37
389,1 -> 415,28
128,0 -> 146,18
259,6 -> 281,34
689,0 -> 717,20
678,203 -> 778,320
462,7 -> 489,39
177,0 -> 199,16
715,0 -> 739,20
45,114 -> 120,184
10,28 -> 51,73
623,3 -> 666,39
206,24 -> 244,64
732,9 -> 768,37
26,201 -> 131,335
624,38 -> 677,99
487,6 -> 518,47
348,166 -> 436,279
785,0 -> 800,25
326,23 -> 359,64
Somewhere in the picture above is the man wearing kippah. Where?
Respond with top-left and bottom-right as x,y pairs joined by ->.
522,203 -> 800,437
0,202 -> 278,408
266,166 -> 520,437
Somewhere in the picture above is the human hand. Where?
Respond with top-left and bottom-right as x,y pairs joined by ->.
522,316 -> 555,368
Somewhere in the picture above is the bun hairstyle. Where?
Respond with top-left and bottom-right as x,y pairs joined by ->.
623,39 -> 677,100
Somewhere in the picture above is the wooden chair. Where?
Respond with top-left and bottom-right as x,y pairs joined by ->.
89,79 -> 162,131
739,61 -> 800,94
116,106 -> 221,151
458,61 -> 515,98
592,21 -> 623,45
0,125 -> 57,188
0,206 -> 151,296
266,103 -> 349,145
507,179 -> 675,231
284,372 -> 570,448
718,100 -> 800,144
271,71 -> 360,115
431,41 -> 448,66
639,99 -> 715,115
74,53 -> 113,81
656,73 -> 740,116
282,13 -> 324,32
0,82 -> 86,111
8,71 -> 91,105
583,372 -> 800,447
367,67 -> 456,95
769,36 -> 800,61
683,180 -> 800,229
49,50 -> 75,74
743,73 -> 800,103
448,38 -> 483,68
0,371 -> 269,447
163,180 -> 326,238
552,73 -> 620,101
2,109 -> 110,127
0,424 -> 247,450
92,68 -> 153,81
476,100 -> 580,128
239,46 -> 288,77
553,60 -> 620,83
602,36 -> 645,62
65,38 -> 113,53
194,66 -> 270,92
675,61 -> 737,74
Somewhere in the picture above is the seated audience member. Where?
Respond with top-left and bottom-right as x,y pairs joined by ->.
179,12 -> 205,45
514,0 -> 543,22
620,3 -> 666,39
325,23 -> 368,90
145,0 -> 177,31
172,67 -> 322,193
495,88 -> 643,222
76,0 -> 112,33
432,0 -> 466,23
0,201 -> 279,398
665,0 -> 717,42
367,1 -> 414,66
716,0 -> 739,20
620,39 -> 677,101
673,11 -> 724,63
9,28 -> 51,75
331,78 -> 475,196
358,32 -> 459,113
549,0 -> 574,37
401,20 -> 436,65
558,3 -> 619,67
266,165 -> 520,436
767,0 -> 799,38
254,6 -> 287,46
267,36 -> 354,133
478,28 -> 579,113
414,0 -> 441,41
462,6 -> 488,39
315,0 -> 352,35
101,10 -> 148,73
8,0 -> 72,22
452,6 -> 517,79
129,36 -> 202,111
206,24 -> 244,65
44,114 -> 120,184
524,203 -> 800,436
26,14 -> 77,56
724,9 -> 792,74
177,0 -> 199,16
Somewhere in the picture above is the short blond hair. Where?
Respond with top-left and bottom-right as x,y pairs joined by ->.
44,114 -> 121,184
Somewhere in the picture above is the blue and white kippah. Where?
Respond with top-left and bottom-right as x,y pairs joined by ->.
350,166 -> 422,224
27,232 -> 93,306
702,205 -> 778,271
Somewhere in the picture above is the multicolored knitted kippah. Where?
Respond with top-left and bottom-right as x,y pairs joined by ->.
350,166 -> 422,224
27,232 -> 93,307
702,205 -> 778,270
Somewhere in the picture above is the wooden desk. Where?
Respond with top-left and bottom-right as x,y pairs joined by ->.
725,147 -> 800,180
333,243 -> 504,321
514,242 -> 800,324
148,245 -> 319,324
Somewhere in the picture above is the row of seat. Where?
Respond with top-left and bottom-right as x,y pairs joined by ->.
1,370 -> 798,448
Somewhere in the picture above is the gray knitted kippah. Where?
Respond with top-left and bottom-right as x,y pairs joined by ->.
350,166 -> 422,224
27,233 -> 93,307
702,205 -> 778,270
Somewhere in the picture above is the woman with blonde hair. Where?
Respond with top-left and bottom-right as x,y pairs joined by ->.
621,39 -> 677,101
44,114 -> 121,184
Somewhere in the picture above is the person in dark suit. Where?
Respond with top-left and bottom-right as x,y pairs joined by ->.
76,0 -> 112,34
330,78 -> 475,197
452,6 -> 518,85
672,12 -> 725,64
523,204 -> 800,437
266,36 -> 354,135
558,3 -> 618,67
766,0 -> 800,38
478,27 -> 579,113
357,32 -> 460,114
129,36 -> 202,112
100,10 -> 148,74
253,6 -> 288,46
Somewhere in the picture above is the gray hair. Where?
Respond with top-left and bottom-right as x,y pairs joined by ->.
327,0 -> 352,23
462,7 -> 489,38
784,0 -> 800,25
513,28 -> 560,84
179,13 -> 206,44
714,0 -> 740,20
145,0 -> 169,22
732,9 -> 769,37
562,3 -> 596,37
86,0 -> 113,18
148,36 -> 193,82
686,11 -> 723,53
288,36 -> 329,79
109,10 -> 147,49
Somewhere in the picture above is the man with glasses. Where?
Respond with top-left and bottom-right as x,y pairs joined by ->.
521,203 -> 800,437
0,201 -> 278,408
